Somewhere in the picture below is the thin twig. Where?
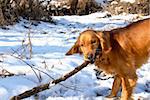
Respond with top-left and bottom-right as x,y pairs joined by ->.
27,20 -> 32,59
10,54 -> 83,92
11,54 -> 42,83
0,69 -> 15,78
10,61 -> 90,100
41,60 -> 82,91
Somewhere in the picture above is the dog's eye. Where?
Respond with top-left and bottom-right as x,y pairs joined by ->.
91,40 -> 96,44
80,44 -> 84,46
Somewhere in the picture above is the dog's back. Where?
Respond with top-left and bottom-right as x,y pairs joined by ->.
112,18 -> 150,68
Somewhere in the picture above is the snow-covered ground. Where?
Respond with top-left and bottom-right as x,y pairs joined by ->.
0,12 -> 150,100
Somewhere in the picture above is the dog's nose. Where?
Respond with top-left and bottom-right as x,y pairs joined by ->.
87,53 -> 95,64
87,54 -> 93,60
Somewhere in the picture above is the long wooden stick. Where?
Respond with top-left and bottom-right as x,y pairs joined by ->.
10,61 -> 90,100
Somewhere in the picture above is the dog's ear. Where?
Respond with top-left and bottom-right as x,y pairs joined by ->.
65,39 -> 82,55
96,31 -> 112,54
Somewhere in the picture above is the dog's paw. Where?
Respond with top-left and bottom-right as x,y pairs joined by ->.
106,96 -> 120,100
106,94 -> 116,98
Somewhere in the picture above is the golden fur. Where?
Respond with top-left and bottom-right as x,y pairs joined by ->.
66,18 -> 150,100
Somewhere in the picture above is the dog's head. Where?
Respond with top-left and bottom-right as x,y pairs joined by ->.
66,30 -> 112,63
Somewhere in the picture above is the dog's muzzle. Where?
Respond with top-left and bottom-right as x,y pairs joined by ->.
87,54 -> 95,64
85,46 -> 102,64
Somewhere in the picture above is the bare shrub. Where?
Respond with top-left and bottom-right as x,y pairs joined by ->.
48,0 -> 102,16
76,0 -> 102,15
105,0 -> 149,15
0,0 -> 53,26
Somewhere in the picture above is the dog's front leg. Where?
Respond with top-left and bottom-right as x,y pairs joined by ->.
106,75 -> 121,98
120,74 -> 137,100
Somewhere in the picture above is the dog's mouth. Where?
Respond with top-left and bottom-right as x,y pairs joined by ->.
90,59 -> 95,64
84,52 -> 102,64
84,58 -> 95,64
84,46 -> 102,64
84,50 -> 102,64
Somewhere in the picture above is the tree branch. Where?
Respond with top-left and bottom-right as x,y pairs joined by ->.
10,61 -> 90,100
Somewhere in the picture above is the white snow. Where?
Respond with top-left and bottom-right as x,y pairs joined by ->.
0,12 -> 150,100
95,0 -> 106,4
120,0 -> 136,4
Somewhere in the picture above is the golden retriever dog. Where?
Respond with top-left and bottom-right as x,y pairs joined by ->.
66,18 -> 150,100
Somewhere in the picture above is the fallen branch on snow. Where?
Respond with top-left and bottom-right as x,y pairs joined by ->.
10,61 -> 90,100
